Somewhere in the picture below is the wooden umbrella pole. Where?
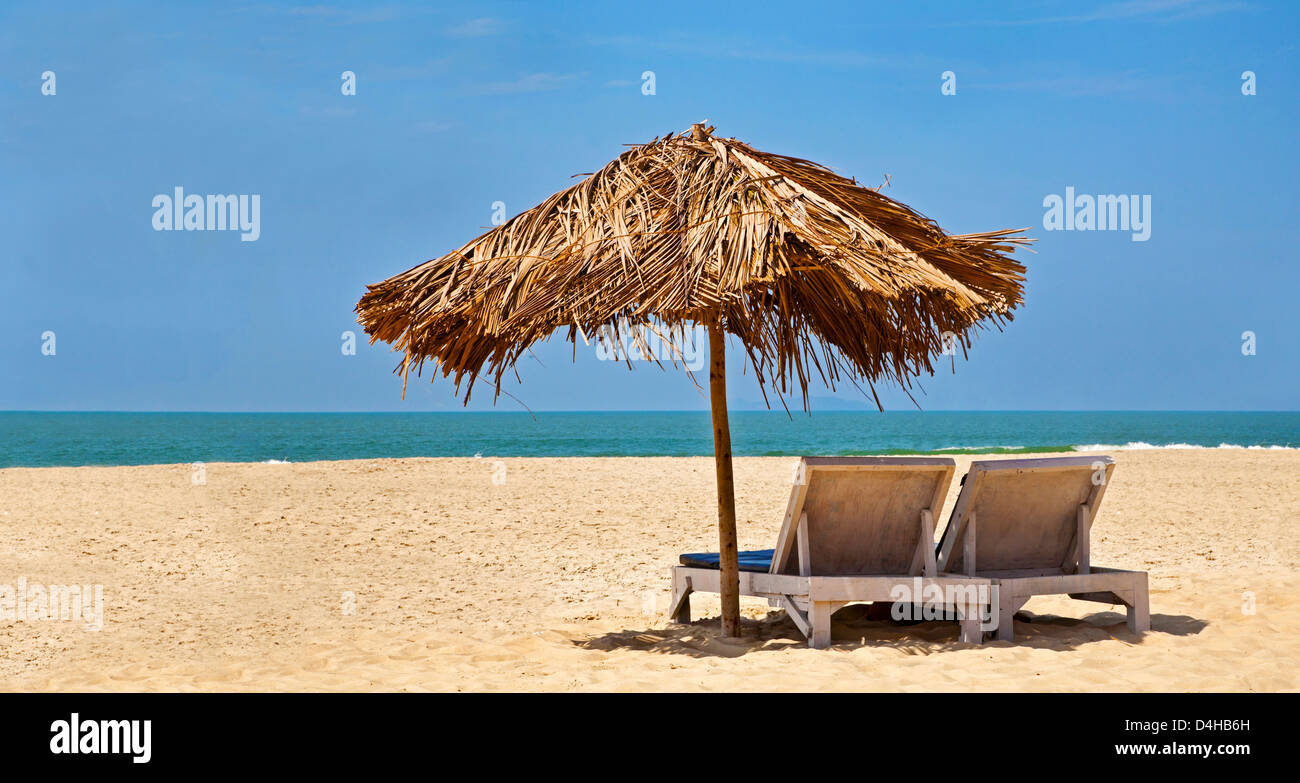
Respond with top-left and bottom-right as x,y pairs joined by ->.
708,317 -> 741,638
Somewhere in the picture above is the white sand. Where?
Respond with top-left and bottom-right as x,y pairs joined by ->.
0,450 -> 1297,691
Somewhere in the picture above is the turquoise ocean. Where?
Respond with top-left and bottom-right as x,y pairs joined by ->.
1,411 -> 1297,468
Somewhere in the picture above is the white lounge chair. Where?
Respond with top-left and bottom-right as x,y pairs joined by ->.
935,456 -> 1150,642
669,456 -> 994,648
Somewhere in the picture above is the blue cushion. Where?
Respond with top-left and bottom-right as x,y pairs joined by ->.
679,549 -> 775,572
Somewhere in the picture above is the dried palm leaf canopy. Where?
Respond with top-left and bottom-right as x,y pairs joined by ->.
357,124 -> 1029,406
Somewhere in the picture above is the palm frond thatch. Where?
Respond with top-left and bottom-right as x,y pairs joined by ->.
356,125 -> 1029,406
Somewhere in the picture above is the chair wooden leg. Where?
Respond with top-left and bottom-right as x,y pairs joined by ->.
1126,576 -> 1150,634
996,601 -> 1017,642
957,595 -> 986,644
779,595 -> 812,639
809,601 -> 833,649
669,570 -> 691,624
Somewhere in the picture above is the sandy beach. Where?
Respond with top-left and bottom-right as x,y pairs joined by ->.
1,450 -> 1297,692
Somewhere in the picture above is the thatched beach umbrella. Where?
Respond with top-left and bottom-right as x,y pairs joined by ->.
356,123 -> 1028,637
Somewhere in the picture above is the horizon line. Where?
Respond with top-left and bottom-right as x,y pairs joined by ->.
3,409 -> 1299,415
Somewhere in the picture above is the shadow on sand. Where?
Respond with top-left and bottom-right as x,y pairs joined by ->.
576,603 -> 1207,658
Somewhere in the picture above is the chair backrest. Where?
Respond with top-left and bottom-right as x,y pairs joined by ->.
936,456 -> 1115,575
769,457 -> 955,577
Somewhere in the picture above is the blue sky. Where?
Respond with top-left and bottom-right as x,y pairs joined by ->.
1,0 -> 1296,411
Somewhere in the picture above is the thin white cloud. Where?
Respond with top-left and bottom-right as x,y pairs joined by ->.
413,120 -> 455,134
980,71 -> 1163,95
299,104 -> 359,118
279,4 -> 408,24
953,0 -> 1250,27
370,58 -> 452,81
446,17 -> 503,37
590,33 -> 893,68
468,72 -> 581,95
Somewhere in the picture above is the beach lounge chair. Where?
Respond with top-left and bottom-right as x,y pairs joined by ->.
669,457 -> 995,648
935,456 -> 1150,642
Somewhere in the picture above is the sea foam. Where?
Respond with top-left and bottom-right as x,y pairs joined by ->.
1073,442 -> 1298,451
